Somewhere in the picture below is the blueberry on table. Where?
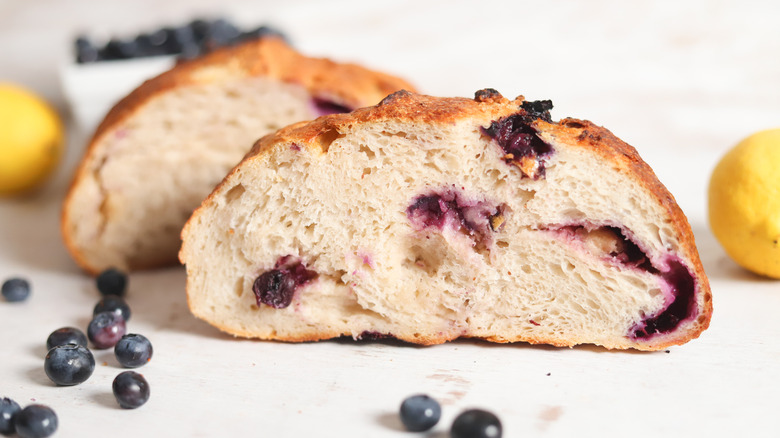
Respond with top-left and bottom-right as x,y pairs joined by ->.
399,394 -> 441,432
93,295 -> 131,322
114,334 -> 153,368
0,397 -> 21,435
2,278 -> 30,302
112,371 -> 150,409
451,409 -> 502,438
95,268 -> 127,297
44,344 -> 95,386
14,405 -> 57,438
87,311 -> 127,349
46,327 -> 88,350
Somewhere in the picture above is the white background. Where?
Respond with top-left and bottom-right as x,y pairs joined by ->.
1,0 -> 779,436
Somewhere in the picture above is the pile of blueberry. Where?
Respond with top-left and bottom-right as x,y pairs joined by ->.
399,394 -> 502,438
1,268 -> 151,437
75,18 -> 287,63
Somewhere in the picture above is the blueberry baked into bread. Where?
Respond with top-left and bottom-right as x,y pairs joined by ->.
62,36 -> 414,274
180,89 -> 712,350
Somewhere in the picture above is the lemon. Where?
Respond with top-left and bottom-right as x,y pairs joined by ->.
0,83 -> 65,196
708,128 -> 780,278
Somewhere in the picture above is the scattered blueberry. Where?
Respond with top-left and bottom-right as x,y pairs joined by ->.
2,278 -> 30,302
14,405 -> 57,438
114,334 -> 153,368
87,311 -> 127,349
46,327 -> 88,350
93,295 -> 131,322
44,344 -> 95,386
0,397 -> 21,436
112,371 -> 150,409
95,268 -> 127,297
451,409 -> 502,438
399,394 -> 441,432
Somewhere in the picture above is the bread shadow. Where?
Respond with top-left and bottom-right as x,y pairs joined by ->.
25,366 -> 55,387
124,267 -> 232,341
0,184 -> 82,275
375,412 -> 447,437
90,391 -> 120,409
375,412 -> 405,432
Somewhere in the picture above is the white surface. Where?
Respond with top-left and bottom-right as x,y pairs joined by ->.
1,0 -> 780,436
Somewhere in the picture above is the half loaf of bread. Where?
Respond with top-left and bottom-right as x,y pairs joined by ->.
180,89 -> 712,350
62,36 -> 414,274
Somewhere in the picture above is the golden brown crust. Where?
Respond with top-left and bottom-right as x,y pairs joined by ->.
62,37 -> 415,275
189,90 -> 711,350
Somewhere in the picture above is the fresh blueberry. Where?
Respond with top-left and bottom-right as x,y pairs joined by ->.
75,36 -> 99,63
114,334 -> 153,368
95,268 -> 127,297
188,19 -> 213,41
163,26 -> 198,55
87,311 -> 127,349
2,278 -> 30,302
46,327 -> 88,350
14,405 -> 57,438
208,18 -> 241,45
451,409 -> 502,438
134,34 -> 165,58
93,295 -> 131,322
101,38 -> 140,60
399,394 -> 441,432
0,397 -> 21,436
112,371 -> 150,409
44,344 -> 95,386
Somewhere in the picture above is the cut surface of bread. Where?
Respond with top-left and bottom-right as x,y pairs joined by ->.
180,89 -> 712,351
61,36 -> 414,274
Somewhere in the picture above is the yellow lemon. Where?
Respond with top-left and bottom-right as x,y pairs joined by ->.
0,83 -> 64,196
708,128 -> 780,278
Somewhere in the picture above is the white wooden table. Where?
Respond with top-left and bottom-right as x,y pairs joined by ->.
1,1 -> 779,436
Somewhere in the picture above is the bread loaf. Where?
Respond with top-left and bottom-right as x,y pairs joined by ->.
180,89 -> 712,351
62,37 -> 414,273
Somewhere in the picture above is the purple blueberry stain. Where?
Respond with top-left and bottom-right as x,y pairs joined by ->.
483,102 -> 554,179
406,188 -> 505,249
252,257 -> 317,309
545,223 -> 698,339
553,225 -> 656,272
631,258 -> 697,339
356,331 -> 397,341
311,97 -> 352,117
